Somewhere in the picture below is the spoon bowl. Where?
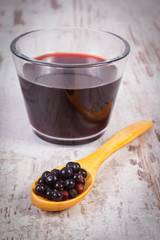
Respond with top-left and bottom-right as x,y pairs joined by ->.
31,120 -> 153,211
31,169 -> 93,211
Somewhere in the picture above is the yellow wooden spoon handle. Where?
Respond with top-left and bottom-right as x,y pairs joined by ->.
78,121 -> 153,174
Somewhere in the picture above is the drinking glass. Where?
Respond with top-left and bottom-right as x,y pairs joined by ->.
10,28 -> 130,145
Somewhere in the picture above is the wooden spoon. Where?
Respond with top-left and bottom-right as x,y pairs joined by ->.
31,120 -> 153,211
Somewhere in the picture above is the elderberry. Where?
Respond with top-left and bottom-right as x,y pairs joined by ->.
34,161 -> 87,202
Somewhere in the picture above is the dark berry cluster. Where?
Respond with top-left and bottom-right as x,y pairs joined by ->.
34,162 -> 87,201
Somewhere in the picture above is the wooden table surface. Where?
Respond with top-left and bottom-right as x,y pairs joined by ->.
0,0 -> 160,239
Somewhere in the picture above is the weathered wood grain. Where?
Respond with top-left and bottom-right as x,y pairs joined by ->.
0,0 -> 160,239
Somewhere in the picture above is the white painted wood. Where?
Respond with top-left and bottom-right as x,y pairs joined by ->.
0,0 -> 160,239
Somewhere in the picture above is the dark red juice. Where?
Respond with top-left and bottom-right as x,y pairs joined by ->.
19,53 -> 121,144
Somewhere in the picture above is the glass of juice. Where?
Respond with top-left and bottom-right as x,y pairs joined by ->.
10,28 -> 130,145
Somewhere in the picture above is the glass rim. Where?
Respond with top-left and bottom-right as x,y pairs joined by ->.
10,27 -> 130,68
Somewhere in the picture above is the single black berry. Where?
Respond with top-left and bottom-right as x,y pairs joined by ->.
42,171 -> 50,179
60,167 -> 73,179
45,173 -> 58,187
38,177 -> 46,185
51,169 -> 60,177
64,178 -> 75,189
66,162 -> 81,173
69,188 -> 78,198
75,162 -> 81,170
78,168 -> 87,179
35,184 -> 45,196
45,189 -> 53,200
73,173 -> 84,183
80,179 -> 85,185
51,190 -> 63,201
54,181 -> 64,191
